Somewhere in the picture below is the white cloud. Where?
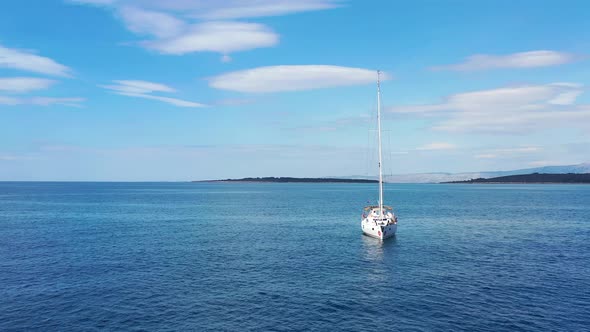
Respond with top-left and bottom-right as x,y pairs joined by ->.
548,90 -> 582,105
475,154 -> 497,159
72,0 -> 341,19
117,92 -> 205,107
118,6 -> 186,38
0,77 -> 56,93
0,47 -> 78,108
0,96 -> 19,105
0,96 -> 85,107
212,98 -> 256,106
67,0 -> 115,4
68,0 -> 341,57
474,146 -> 542,160
0,155 -> 19,161
432,50 -> 576,71
0,44 -> 71,77
281,113 -> 374,132
416,142 -> 456,151
495,146 -> 541,153
0,154 -> 39,161
528,160 -> 561,167
292,125 -> 339,132
30,97 -> 85,107
388,83 -> 588,133
102,80 -> 175,94
209,65 -> 387,93
141,21 -> 278,55
446,86 -> 557,110
186,0 -> 342,20
101,80 -> 205,107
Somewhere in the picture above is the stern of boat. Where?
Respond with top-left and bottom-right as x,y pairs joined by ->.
361,217 -> 397,240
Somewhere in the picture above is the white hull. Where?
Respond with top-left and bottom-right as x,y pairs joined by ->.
361,218 -> 397,240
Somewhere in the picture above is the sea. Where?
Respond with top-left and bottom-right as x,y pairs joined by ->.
0,182 -> 589,331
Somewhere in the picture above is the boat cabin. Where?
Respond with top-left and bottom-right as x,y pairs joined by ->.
362,205 -> 397,224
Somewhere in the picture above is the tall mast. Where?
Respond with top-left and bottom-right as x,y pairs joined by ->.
377,71 -> 384,216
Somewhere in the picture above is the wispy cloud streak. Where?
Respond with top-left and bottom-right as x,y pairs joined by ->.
101,80 -> 205,107
432,50 -> 577,71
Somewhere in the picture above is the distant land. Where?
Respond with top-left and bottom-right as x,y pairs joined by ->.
443,173 -> 590,184
342,162 -> 590,183
196,177 -> 378,183
196,162 -> 590,184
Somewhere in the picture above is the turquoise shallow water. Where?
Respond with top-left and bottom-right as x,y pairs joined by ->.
1,182 -> 589,331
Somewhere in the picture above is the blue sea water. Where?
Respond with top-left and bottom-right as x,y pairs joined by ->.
0,182 -> 589,331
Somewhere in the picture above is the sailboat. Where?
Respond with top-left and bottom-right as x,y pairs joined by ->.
361,71 -> 398,240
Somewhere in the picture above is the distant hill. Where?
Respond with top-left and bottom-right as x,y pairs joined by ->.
198,163 -> 590,184
444,173 -> 590,184
363,162 -> 590,183
197,177 -> 378,183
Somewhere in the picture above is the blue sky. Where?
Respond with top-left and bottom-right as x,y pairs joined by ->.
1,0 -> 589,181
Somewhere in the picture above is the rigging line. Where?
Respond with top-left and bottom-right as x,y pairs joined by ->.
365,103 -> 377,204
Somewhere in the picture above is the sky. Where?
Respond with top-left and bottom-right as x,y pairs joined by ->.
1,0 -> 589,181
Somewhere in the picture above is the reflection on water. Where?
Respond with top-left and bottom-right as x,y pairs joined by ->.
360,235 -> 398,283
361,234 -> 398,260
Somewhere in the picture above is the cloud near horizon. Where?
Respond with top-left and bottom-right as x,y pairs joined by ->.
416,142 -> 456,151
475,146 -> 542,159
209,65 -> 388,93
388,83 -> 589,134
432,50 -> 577,71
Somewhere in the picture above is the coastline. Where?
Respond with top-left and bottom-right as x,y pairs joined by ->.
194,177 -> 378,184
442,173 -> 590,184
